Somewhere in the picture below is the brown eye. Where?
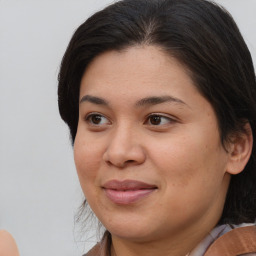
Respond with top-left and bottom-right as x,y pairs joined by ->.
91,115 -> 103,124
149,115 -> 162,125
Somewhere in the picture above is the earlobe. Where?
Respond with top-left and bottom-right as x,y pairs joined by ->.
226,123 -> 253,175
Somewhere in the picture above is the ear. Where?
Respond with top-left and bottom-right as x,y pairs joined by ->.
226,122 -> 253,175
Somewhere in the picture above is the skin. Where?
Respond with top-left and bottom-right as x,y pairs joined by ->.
74,46 -> 252,256
0,230 -> 19,256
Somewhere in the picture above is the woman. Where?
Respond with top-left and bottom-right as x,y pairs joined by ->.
0,230 -> 19,256
58,0 -> 256,255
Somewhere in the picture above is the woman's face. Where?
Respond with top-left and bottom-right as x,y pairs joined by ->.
74,46 -> 232,242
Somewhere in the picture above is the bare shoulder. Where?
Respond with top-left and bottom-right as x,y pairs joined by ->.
0,230 -> 19,256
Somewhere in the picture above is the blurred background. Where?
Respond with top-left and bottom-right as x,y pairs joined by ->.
0,0 -> 255,255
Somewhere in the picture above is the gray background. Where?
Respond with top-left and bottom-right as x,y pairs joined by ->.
0,1 -> 255,255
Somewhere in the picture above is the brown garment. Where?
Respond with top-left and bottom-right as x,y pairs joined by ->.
204,226 -> 256,256
85,225 -> 256,256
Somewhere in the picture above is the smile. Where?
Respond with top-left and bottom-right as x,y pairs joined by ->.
102,179 -> 158,205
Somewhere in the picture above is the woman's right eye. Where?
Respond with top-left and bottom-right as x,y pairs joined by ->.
85,113 -> 110,126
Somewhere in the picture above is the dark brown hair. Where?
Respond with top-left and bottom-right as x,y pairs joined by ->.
58,0 -> 256,224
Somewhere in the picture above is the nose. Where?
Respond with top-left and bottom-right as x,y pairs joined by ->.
103,125 -> 146,168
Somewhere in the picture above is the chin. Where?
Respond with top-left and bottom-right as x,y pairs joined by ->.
100,216 -> 152,240
102,216 -> 169,243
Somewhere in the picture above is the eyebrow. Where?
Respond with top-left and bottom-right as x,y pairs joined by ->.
135,96 -> 187,107
80,94 -> 188,107
80,95 -> 109,105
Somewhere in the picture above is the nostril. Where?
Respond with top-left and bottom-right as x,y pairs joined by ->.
124,160 -> 136,165
125,160 -> 135,164
105,159 -> 136,168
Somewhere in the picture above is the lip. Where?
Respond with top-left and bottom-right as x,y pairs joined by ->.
102,180 -> 157,205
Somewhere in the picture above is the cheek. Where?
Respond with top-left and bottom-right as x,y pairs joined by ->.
148,135 -> 198,182
148,132 -> 227,189
73,134 -> 102,185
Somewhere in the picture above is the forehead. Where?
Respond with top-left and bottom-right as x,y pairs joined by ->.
80,45 -> 197,97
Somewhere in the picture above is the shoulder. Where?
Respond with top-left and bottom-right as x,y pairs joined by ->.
205,224 -> 256,256
0,230 -> 19,256
189,224 -> 256,256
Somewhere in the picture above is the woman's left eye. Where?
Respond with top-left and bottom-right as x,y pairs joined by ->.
145,114 -> 174,126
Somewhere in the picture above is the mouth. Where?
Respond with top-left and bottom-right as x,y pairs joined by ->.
102,179 -> 158,205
